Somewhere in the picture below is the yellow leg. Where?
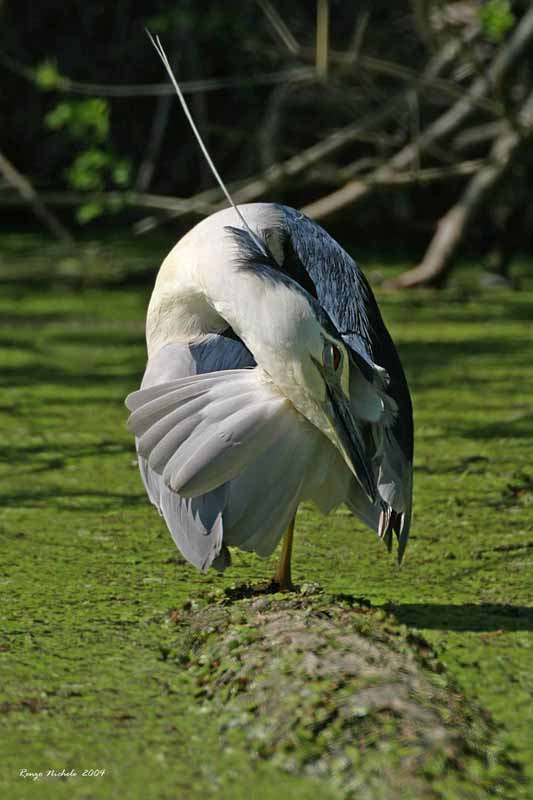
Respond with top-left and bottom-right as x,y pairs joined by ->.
273,515 -> 296,591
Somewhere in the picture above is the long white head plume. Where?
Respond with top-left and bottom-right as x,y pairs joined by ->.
146,31 -> 268,257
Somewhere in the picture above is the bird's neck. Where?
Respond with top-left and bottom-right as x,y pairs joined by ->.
146,222 -> 290,362
146,226 -> 229,357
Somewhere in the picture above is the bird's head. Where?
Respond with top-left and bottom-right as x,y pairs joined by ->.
223,227 -> 377,502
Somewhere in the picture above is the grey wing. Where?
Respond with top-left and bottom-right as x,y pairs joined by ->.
222,411 -> 324,557
134,335 -> 255,571
137,455 -> 228,572
128,371 -> 291,497
130,334 -> 315,571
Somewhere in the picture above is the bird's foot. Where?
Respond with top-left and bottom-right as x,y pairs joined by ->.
268,575 -> 298,593
272,517 -> 297,592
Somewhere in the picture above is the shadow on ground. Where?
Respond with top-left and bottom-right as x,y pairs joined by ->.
387,602 -> 533,632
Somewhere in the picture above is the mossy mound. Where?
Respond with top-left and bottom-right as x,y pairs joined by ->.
177,593 -> 523,799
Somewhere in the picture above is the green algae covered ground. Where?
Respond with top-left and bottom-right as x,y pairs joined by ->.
0,232 -> 532,799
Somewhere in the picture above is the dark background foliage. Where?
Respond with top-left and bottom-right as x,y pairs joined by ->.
1,1 -> 532,269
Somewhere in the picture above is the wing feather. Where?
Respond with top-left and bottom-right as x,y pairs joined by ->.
223,411 -> 316,555
163,394 -> 287,496
127,366 -> 295,499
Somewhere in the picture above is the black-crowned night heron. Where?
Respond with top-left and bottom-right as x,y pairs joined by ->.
125,37 -> 413,591
126,203 -> 413,589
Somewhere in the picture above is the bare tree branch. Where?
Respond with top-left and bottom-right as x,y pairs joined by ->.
62,67 -> 314,96
387,91 -> 533,288
344,11 -> 370,67
0,153 -> 74,243
290,47 -> 499,114
135,95 -> 172,191
452,120 -> 507,150
0,53 -> 313,97
257,0 -> 301,55
135,26 -> 489,233
421,20 -> 480,81
0,160 -> 486,215
305,158 -> 484,186
316,0 -> 330,79
135,100 -> 403,233
0,189 -> 218,225
301,5 -> 533,221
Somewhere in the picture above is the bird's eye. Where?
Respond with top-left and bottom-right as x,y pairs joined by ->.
324,342 -> 342,372
332,344 -> 341,370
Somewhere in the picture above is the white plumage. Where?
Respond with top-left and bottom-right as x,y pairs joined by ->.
126,203 -> 413,581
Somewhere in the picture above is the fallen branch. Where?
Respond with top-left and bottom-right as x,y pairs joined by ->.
303,158 -> 484,187
0,189 -> 218,216
452,120 -> 507,150
301,5 -> 533,221
387,92 -> 533,288
0,160 -> 485,214
135,29 -> 487,232
348,158 -> 484,186
135,100 -> 403,233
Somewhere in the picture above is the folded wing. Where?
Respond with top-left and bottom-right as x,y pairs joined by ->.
127,341 -> 329,570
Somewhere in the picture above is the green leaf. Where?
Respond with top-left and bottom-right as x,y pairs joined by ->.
45,103 -> 72,130
74,99 -> 109,141
44,99 -> 110,141
76,202 -> 104,224
112,160 -> 131,187
34,59 -> 65,90
66,148 -> 111,191
479,0 -> 515,43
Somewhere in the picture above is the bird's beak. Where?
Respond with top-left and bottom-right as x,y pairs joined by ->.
323,381 -> 377,504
